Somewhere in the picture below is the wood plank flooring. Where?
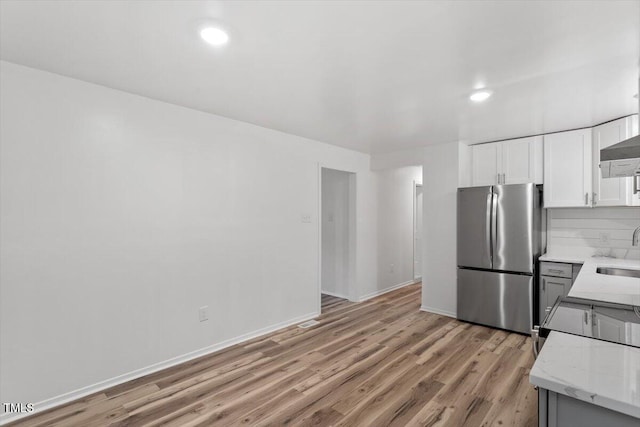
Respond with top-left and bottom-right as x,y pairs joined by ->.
9,284 -> 537,426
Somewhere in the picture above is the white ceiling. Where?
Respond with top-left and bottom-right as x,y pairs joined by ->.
1,1 -> 638,154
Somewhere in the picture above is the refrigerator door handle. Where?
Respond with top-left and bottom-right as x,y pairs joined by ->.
491,192 -> 498,266
486,191 -> 493,266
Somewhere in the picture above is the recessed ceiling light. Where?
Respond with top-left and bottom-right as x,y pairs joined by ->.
470,90 -> 492,102
200,27 -> 229,46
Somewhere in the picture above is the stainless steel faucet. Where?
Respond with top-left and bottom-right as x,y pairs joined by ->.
633,225 -> 640,246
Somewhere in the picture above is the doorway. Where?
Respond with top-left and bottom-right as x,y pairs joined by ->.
320,167 -> 356,312
414,183 -> 423,280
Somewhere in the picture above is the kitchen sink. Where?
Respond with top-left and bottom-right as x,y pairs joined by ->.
596,267 -> 640,278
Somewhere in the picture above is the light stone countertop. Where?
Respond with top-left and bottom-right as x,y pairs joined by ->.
530,331 -> 640,419
539,253 -> 587,264
568,257 -> 640,306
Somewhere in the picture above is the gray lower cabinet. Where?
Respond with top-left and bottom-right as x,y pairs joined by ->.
538,388 -> 638,427
538,262 -> 582,325
539,275 -> 571,321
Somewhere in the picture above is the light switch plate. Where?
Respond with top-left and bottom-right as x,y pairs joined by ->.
199,306 -> 209,322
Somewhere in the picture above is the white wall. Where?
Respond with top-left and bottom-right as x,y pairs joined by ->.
0,61 -> 377,414
321,169 -> 353,298
421,142 -> 459,317
370,147 -> 424,171
375,166 -> 422,292
546,207 -> 640,260
458,143 -> 472,187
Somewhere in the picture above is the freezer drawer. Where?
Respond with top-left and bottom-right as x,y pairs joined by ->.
457,268 -> 533,334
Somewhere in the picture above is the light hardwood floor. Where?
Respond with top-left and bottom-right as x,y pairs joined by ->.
9,284 -> 537,426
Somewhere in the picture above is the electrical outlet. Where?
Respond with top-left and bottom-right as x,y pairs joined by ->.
599,232 -> 610,244
301,214 -> 312,223
199,306 -> 209,322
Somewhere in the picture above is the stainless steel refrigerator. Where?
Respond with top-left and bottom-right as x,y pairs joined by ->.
457,183 -> 542,334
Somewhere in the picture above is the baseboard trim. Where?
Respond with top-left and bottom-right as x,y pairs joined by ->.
320,290 -> 349,299
357,279 -> 419,302
0,310 -> 319,426
420,305 -> 457,318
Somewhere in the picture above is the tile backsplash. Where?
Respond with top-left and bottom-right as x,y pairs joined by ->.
546,207 -> 640,260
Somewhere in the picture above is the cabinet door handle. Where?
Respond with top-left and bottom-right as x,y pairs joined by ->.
585,192 -> 589,205
547,281 -> 566,286
633,176 -> 639,195
542,278 -> 546,291
584,311 -> 589,325
548,269 -> 564,274
502,173 -> 506,184
593,192 -> 597,206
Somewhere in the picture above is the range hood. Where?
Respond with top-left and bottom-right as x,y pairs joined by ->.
600,134 -> 640,178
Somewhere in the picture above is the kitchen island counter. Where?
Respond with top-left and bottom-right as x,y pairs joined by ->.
530,331 -> 640,420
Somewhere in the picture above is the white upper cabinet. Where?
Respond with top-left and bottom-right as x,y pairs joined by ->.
502,136 -> 543,185
470,136 -> 543,187
544,129 -> 593,208
471,143 -> 499,186
464,115 -> 638,207
592,116 -> 639,207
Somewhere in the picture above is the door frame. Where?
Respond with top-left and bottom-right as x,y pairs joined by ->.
318,164 -> 358,314
413,181 -> 423,281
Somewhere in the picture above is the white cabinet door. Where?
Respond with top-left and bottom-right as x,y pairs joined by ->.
501,136 -> 543,185
592,117 -> 635,206
471,143 -> 499,186
544,129 -> 592,208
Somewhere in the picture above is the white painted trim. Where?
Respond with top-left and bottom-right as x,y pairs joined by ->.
413,181 -> 423,281
420,305 -> 457,318
320,290 -> 349,299
0,310 -> 319,426
317,162 -> 323,316
318,164 -> 358,304
357,279 -> 418,302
